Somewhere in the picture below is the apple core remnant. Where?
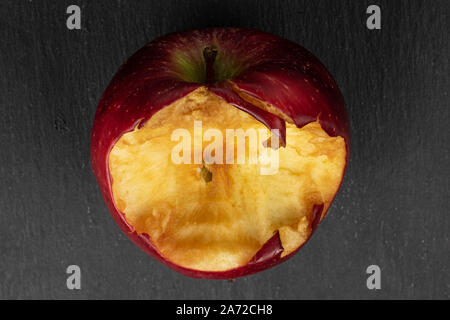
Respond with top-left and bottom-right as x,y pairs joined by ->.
109,87 -> 346,271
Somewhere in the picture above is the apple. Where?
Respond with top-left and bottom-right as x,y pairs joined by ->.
91,28 -> 349,279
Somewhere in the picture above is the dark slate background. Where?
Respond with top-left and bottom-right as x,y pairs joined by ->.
0,0 -> 449,299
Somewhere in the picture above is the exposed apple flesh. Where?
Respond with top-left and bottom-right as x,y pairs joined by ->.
91,28 -> 350,278
108,87 -> 346,271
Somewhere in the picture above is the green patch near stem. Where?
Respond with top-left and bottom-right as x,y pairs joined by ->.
172,46 -> 247,84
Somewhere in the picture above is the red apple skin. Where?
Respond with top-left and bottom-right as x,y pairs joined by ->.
91,28 -> 350,279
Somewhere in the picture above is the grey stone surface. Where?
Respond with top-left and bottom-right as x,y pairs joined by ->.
0,0 -> 449,299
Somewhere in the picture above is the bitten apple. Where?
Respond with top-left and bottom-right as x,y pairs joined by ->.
91,28 -> 350,279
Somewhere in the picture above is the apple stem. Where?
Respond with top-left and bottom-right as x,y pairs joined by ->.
203,46 -> 218,84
